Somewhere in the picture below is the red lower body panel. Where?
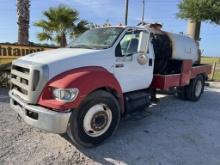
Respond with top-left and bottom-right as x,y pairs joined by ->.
150,61 -> 212,90
151,74 -> 181,89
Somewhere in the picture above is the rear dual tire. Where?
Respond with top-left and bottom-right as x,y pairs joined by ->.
67,90 -> 120,148
176,75 -> 205,101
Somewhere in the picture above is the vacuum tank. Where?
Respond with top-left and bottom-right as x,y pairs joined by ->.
149,24 -> 199,74
167,32 -> 199,63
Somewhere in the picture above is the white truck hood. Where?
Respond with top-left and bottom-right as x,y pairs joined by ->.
19,48 -> 113,79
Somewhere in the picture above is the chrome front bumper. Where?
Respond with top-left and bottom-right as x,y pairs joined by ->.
9,91 -> 71,134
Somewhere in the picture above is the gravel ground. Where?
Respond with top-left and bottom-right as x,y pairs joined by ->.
0,87 -> 220,165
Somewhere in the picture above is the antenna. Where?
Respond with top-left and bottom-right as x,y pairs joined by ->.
142,0 -> 145,24
125,0 -> 129,25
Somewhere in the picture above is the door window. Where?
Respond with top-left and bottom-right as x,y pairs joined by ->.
119,30 -> 141,56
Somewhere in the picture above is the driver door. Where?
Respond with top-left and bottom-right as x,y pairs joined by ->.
113,29 -> 154,93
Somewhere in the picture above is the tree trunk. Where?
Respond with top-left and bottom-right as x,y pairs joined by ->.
17,0 -> 30,45
187,19 -> 201,63
60,33 -> 67,47
187,19 -> 201,41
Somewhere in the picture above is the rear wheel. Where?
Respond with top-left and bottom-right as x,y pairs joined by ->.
185,75 -> 205,101
67,90 -> 120,147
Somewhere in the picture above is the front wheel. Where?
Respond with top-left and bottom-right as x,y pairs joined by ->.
67,90 -> 120,147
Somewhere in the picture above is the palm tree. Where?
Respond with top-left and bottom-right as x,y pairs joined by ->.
34,5 -> 88,47
72,20 -> 89,37
17,0 -> 30,45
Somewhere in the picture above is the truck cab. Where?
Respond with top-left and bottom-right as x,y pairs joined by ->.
9,26 -> 211,147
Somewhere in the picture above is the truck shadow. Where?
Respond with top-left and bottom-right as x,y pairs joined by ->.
62,89 -> 220,165
0,88 -> 10,103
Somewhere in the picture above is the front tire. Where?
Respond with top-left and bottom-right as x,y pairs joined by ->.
67,90 -> 120,147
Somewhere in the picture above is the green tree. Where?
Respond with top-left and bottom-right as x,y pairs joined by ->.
34,5 -> 88,47
71,20 -> 89,37
177,0 -> 220,62
17,0 -> 30,45
177,0 -> 220,24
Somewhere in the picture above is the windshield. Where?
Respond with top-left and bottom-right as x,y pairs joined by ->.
69,27 -> 124,49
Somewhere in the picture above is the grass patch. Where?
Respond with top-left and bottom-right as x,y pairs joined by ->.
201,56 -> 220,81
214,71 -> 220,81
201,56 -> 220,64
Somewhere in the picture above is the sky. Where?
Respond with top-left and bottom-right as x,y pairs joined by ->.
0,0 -> 219,56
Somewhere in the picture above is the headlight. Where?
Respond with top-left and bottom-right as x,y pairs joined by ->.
52,88 -> 79,102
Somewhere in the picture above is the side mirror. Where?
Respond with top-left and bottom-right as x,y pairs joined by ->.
137,32 -> 150,54
137,32 -> 150,65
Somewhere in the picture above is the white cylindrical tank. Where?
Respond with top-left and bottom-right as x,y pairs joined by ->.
167,32 -> 199,63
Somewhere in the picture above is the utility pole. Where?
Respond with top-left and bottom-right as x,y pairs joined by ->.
125,0 -> 129,25
142,0 -> 145,23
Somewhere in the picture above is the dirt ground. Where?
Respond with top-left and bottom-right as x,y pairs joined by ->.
0,87 -> 220,165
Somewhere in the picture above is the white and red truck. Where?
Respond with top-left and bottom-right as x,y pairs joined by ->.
9,25 -> 211,147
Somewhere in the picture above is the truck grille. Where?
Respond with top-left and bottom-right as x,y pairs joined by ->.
11,63 -> 40,103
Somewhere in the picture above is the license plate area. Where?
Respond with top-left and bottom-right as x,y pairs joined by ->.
26,110 -> 38,120
12,99 -> 38,120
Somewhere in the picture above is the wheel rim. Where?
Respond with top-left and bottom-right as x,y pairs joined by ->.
195,80 -> 202,97
83,104 -> 112,137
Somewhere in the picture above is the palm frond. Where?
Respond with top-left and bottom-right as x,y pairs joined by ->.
34,20 -> 54,32
34,4 -> 88,45
72,20 -> 89,37
37,32 -> 53,41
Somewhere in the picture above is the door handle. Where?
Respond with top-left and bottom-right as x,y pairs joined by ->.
149,58 -> 153,66
115,63 -> 124,68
